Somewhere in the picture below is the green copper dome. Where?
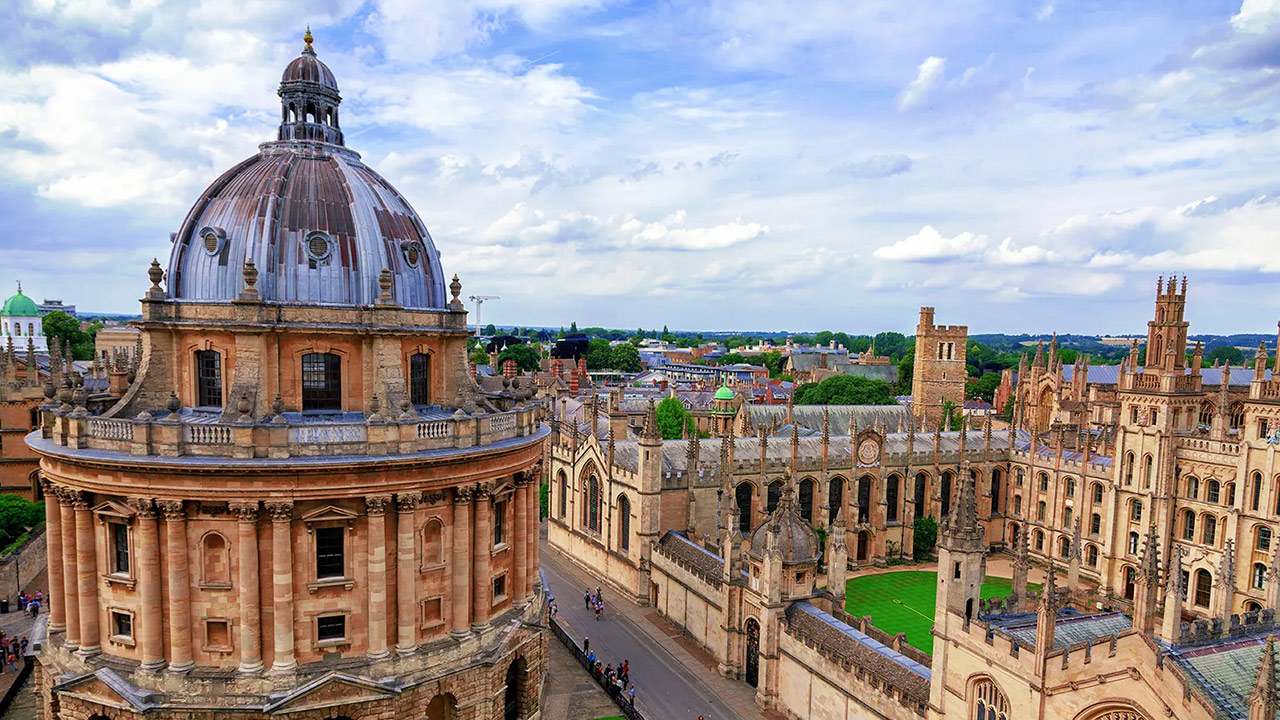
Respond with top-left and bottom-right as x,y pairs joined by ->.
1,290 -> 39,317
714,385 -> 735,401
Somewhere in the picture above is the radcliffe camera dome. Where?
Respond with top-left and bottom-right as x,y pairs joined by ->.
165,30 -> 446,309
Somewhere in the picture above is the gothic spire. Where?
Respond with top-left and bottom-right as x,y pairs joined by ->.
1248,635 -> 1279,720
640,398 -> 660,442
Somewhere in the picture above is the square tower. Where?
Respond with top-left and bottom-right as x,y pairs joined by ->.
912,306 -> 968,427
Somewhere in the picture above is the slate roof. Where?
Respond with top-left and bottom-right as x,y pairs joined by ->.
1060,364 -> 1270,387
747,404 -> 910,433
656,531 -> 724,580
785,601 -> 932,684
988,610 -> 1132,650
1167,633 -> 1275,720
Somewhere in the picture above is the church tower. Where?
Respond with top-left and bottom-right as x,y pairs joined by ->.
934,470 -> 985,622
1145,276 -> 1189,372
912,307 -> 968,428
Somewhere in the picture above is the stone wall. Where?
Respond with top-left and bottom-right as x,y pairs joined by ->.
0,525 -> 46,605
649,542 -> 724,655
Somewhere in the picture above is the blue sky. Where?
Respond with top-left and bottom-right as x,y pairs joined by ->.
3,1 -> 1280,335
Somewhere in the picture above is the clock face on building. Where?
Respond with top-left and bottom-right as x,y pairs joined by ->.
857,438 -> 880,466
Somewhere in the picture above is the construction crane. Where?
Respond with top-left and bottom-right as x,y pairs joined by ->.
469,295 -> 500,336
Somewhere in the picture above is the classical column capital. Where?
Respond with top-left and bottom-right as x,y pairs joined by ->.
265,501 -> 294,523
229,501 -> 259,522
475,481 -> 494,498
127,497 -> 157,520
453,486 -> 475,504
39,476 -> 58,496
395,493 -> 420,513
65,489 -> 89,509
365,495 -> 391,516
513,474 -> 531,488
157,499 -> 186,520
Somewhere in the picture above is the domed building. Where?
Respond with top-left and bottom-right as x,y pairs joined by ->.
2,284 -> 47,352
30,31 -> 546,720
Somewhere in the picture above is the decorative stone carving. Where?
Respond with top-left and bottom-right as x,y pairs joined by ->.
157,499 -> 185,520
127,498 -> 157,520
229,501 -> 259,522
365,496 -> 391,516
395,493 -> 420,512
265,502 -> 294,522
423,491 -> 448,505
148,258 -> 164,292
454,486 -> 475,504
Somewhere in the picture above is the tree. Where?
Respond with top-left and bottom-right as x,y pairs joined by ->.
610,343 -> 643,373
895,351 -> 914,396
1207,345 -> 1244,366
655,396 -> 690,439
569,321 -> 579,333
496,344 -> 540,372
583,339 -> 612,370
717,352 -> 747,366
481,323 -> 497,336
468,346 -> 490,366
938,400 -> 964,431
0,495 -> 43,543
792,375 -> 897,405
912,515 -> 938,561
42,311 -> 94,360
873,331 -> 909,361
966,372 -> 1002,403
759,350 -> 784,377
814,330 -> 834,346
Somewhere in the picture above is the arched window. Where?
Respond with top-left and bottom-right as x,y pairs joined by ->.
1128,532 -> 1139,555
1013,495 -> 1022,516
410,353 -> 431,406
1199,402 -> 1214,427
737,482 -> 754,534
1087,545 -> 1098,566
1182,510 -> 1195,541
1230,403 -> 1245,430
1142,454 -> 1153,488
1202,515 -> 1217,546
1131,499 -> 1142,522
301,352 -> 342,411
767,481 -> 783,513
1226,482 -> 1236,506
1122,566 -> 1135,600
1123,452 -> 1135,486
1254,563 -> 1267,590
1037,501 -> 1046,522
990,475 -> 1001,513
201,532 -> 230,586
1060,536 -> 1071,558
1016,468 -> 1024,487
195,349 -> 222,408
422,519 -> 444,566
1065,478 -> 1075,497
587,475 -> 601,533
1194,569 -> 1212,607
886,475 -> 900,523
913,472 -> 927,514
1038,472 -> 1049,493
1034,530 -> 1044,551
1090,513 -> 1101,536
941,471 -> 953,518
857,476 -> 872,524
1253,472 -> 1264,512
1207,479 -> 1220,504
798,478 -> 815,523
558,471 -> 567,518
617,495 -> 631,552
1247,601 -> 1263,613
971,678 -> 1009,720
1185,477 -> 1199,500
1092,483 -> 1103,504
1063,506 -> 1073,528
1257,525 -> 1273,551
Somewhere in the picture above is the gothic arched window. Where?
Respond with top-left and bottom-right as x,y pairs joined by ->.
886,475 -> 899,523
1202,515 -> 1216,546
1207,479 -> 1220,504
971,678 -> 1009,720
767,481 -> 783,514
1182,510 -> 1195,541
558,471 -> 567,518
1087,545 -> 1098,566
1194,569 -> 1212,608
1255,563 -> 1267,590
829,477 -> 845,525
617,495 -> 631,552
587,475 -> 601,533
798,478 -> 815,523
737,482 -> 754,534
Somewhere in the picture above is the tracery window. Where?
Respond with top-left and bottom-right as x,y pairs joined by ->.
587,475 -> 601,533
799,478 -> 815,523
886,476 -> 899,523
767,481 -> 783,514
971,679 -> 1009,720
558,471 -> 567,518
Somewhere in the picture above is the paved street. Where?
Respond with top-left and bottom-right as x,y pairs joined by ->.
542,551 -> 738,720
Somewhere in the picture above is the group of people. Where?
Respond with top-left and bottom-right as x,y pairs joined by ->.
17,590 -> 43,618
584,585 -> 605,620
0,632 -> 28,672
581,637 -> 635,707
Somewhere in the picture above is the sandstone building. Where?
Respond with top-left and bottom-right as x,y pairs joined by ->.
29,31 -> 546,720
911,306 -> 967,428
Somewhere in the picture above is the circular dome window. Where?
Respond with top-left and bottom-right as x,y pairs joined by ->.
305,231 -> 332,261
197,226 -> 226,255
404,242 -> 421,268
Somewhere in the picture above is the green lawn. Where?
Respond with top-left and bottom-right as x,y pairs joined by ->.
844,571 -> 1039,655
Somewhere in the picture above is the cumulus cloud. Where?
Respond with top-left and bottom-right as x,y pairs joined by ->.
874,225 -> 987,261
897,56 -> 946,110
833,154 -> 913,178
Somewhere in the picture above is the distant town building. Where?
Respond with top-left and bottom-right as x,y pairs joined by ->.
1,285 -> 47,352
38,298 -> 75,317
93,322 -> 141,360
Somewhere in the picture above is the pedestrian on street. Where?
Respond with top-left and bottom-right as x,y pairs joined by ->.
584,589 -> 591,609
596,584 -> 603,602
627,684 -> 635,705
6,652 -> 16,672
583,636 -> 590,653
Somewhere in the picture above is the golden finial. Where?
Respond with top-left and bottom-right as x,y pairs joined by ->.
304,26 -> 314,50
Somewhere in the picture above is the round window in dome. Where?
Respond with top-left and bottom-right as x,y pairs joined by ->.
305,231 -> 332,261
404,242 -> 421,268
197,226 -> 226,255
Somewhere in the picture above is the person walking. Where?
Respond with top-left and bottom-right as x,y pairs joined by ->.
584,589 -> 591,609
583,636 -> 590,654
627,684 -> 635,705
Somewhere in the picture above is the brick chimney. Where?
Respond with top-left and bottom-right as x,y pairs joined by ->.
503,359 -> 517,379
470,361 -> 477,378
577,356 -> 588,379
570,369 -> 580,394
552,358 -> 563,379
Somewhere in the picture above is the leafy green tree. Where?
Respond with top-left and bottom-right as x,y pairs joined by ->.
895,348 -> 914,396
759,350 -> 784,377
814,330 -> 834,346
717,352 -> 747,366
873,331 -> 909,361
654,396 -> 690,439
0,495 -> 43,543
1057,348 -> 1079,365
937,400 -> 965,431
1207,345 -> 1244,366
846,335 -> 872,353
792,375 -> 897,405
496,344 -> 540,372
42,311 -> 94,360
966,372 -> 1002,403
584,338 -> 613,370
610,343 -> 643,373
469,346 -> 490,366
912,516 -> 938,561
569,321 -> 579,333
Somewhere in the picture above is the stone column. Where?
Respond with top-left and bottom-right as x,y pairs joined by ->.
472,484 -> 493,630
41,481 -> 65,633
128,498 -> 164,671
451,487 -> 473,637
514,479 -> 529,604
396,493 -> 419,655
58,489 -> 80,650
365,496 -> 391,660
230,501 -> 263,674
159,499 -> 193,672
530,469 -> 541,591
73,492 -> 100,657
266,501 -> 296,675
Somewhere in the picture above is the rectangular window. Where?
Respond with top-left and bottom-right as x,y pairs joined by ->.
315,527 -> 345,579
493,574 -> 507,601
301,352 -> 342,411
112,611 -> 132,639
317,615 -> 345,642
195,350 -> 222,408
493,499 -> 506,547
410,353 -> 431,406
111,523 -> 130,575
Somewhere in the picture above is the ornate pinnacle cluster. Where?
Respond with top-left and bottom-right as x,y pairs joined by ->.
1138,527 -> 1160,583
640,398 -> 660,442
1249,635 -> 1279,720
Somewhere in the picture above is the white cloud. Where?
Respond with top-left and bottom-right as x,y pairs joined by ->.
1035,3 -> 1054,20
1231,0 -> 1280,32
874,225 -> 987,261
897,56 -> 946,110
833,154 -> 913,178
987,237 -> 1056,265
